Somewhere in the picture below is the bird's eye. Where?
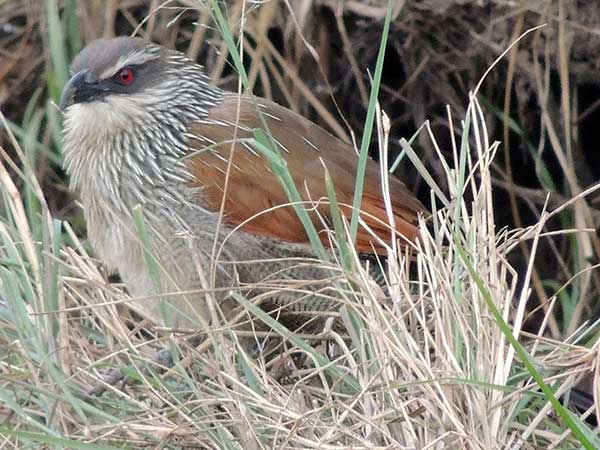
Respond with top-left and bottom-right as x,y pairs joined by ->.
115,67 -> 135,85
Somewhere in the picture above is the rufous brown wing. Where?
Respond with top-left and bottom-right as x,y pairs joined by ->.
187,94 -> 426,254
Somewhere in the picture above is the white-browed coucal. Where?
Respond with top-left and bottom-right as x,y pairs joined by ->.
60,36 -> 426,329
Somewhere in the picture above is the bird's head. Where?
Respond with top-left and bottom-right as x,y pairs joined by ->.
60,37 -> 217,133
60,37 -> 164,110
60,37 -> 220,199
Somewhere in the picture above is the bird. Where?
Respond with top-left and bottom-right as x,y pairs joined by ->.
60,36 -> 426,331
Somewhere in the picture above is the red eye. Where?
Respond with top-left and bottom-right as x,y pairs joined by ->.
116,67 -> 134,85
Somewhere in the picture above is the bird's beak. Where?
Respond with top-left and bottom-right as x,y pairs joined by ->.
59,70 -> 103,111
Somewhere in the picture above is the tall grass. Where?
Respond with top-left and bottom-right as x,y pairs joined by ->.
2,94 -> 597,448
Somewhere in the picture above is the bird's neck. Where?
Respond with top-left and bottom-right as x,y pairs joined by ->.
62,94 -> 215,217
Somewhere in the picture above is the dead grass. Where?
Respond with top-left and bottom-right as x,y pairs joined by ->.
2,89 -> 598,448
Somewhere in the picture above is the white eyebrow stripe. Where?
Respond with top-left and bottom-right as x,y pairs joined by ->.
99,50 -> 158,80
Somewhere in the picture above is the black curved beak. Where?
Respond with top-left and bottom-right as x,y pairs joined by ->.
59,70 -> 105,111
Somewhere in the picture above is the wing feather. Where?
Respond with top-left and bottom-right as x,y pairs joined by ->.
186,94 -> 426,254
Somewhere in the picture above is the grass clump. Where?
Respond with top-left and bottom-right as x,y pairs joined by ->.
1,91 -> 598,447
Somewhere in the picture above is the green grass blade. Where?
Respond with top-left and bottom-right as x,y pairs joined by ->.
349,0 -> 394,243
251,129 -> 329,261
45,0 -> 69,96
0,427 -> 125,450
65,0 -> 82,55
209,0 -> 249,88
324,167 -> 353,270
399,137 -> 450,207
454,235 -> 600,449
